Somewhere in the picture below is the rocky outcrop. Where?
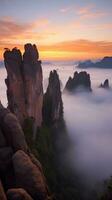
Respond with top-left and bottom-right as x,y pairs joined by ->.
0,103 -> 49,200
4,44 -> 43,138
4,47 -> 26,124
65,71 -> 92,92
7,188 -> 33,200
43,70 -> 63,125
13,150 -> 48,200
0,103 -> 28,152
99,79 -> 110,89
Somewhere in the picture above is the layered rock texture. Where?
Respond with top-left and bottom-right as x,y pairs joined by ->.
65,71 -> 92,92
0,102 -> 49,200
43,70 -> 63,125
4,44 -> 43,136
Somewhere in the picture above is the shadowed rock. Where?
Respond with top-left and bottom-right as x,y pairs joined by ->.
0,103 -> 28,152
65,71 -> 92,92
0,147 -> 13,172
0,102 -> 49,199
0,180 -> 7,200
43,70 -> 63,125
12,150 -> 48,200
7,188 -> 33,200
4,44 -> 43,138
23,44 -> 43,139
0,128 -> 7,147
99,79 -> 110,89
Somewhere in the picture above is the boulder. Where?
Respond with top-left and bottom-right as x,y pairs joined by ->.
12,150 -> 48,200
0,180 -> 7,200
0,105 -> 28,152
7,188 -> 33,200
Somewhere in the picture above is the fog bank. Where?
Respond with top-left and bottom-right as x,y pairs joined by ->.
63,89 -> 112,186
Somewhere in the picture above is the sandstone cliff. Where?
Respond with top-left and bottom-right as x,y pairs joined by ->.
4,44 -> 43,138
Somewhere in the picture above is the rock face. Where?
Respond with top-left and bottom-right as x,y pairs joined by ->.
0,180 -> 7,200
7,188 -> 33,200
0,103 -> 28,152
4,44 -> 43,136
100,79 -> 110,89
0,103 -> 49,200
13,150 -> 48,200
43,70 -> 63,125
65,71 -> 92,92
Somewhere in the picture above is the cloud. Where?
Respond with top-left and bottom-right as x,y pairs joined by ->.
0,17 -> 50,43
40,40 -> 112,54
59,6 -> 72,13
63,89 -> 112,186
77,4 -> 107,19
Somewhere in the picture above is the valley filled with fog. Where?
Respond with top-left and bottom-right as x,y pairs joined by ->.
1,62 -> 112,189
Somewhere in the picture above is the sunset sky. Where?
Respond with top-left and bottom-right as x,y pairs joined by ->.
0,0 -> 112,60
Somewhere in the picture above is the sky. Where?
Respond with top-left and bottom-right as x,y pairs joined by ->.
0,0 -> 112,60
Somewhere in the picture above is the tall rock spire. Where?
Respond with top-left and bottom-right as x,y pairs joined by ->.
4,44 -> 43,138
43,70 -> 63,125
4,47 -> 27,123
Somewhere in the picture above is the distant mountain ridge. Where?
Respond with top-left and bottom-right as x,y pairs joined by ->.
77,56 -> 112,69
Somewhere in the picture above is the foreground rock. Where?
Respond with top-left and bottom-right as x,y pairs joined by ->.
0,180 -> 7,200
0,103 -> 28,152
7,188 -> 33,200
65,71 -> 92,92
0,103 -> 49,200
13,150 -> 47,200
43,70 -> 63,125
4,44 -> 43,138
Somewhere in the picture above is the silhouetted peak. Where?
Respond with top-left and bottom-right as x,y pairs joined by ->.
48,70 -> 60,89
65,71 -> 92,92
43,70 -> 63,125
100,79 -> 110,89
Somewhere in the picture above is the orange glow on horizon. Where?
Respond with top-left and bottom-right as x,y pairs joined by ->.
0,40 -> 112,61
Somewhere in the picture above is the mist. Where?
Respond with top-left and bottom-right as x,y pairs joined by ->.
1,62 -> 112,189
63,88 -> 112,187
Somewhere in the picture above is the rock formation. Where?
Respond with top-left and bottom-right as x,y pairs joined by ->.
0,102 -> 49,200
99,79 -> 110,89
4,44 -> 43,138
0,180 -> 7,200
65,71 -> 92,92
7,188 -> 33,200
43,70 -> 63,125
